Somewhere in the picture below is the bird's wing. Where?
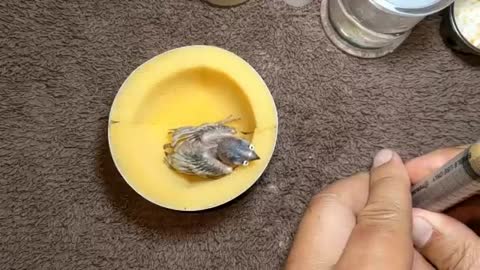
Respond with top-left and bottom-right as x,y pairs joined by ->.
170,124 -> 235,147
169,116 -> 239,147
165,150 -> 233,178
169,126 -> 201,146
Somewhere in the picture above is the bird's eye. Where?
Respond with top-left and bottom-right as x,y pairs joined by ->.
249,144 -> 255,151
242,160 -> 249,166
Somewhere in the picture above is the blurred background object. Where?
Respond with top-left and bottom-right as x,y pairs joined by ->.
284,0 -> 313,7
440,0 -> 480,57
321,0 -> 456,58
205,0 -> 249,6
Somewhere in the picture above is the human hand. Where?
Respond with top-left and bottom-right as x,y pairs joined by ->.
407,148 -> 480,270
406,147 -> 480,234
286,147 -> 480,270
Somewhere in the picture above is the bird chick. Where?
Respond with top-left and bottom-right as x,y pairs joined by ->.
164,116 -> 259,178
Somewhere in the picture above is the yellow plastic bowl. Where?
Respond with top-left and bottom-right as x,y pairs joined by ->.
108,45 -> 278,211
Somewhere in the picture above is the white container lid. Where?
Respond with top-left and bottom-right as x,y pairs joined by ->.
284,0 -> 313,7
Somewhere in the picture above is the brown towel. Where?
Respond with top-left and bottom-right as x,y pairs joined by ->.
1,0 -> 479,269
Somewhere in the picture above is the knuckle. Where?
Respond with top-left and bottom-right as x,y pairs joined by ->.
440,240 -> 479,270
441,244 -> 466,270
307,191 -> 348,215
371,174 -> 410,193
309,192 -> 340,209
359,200 -> 403,225
371,175 -> 397,185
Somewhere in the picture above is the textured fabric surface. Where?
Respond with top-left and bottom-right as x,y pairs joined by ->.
1,0 -> 479,269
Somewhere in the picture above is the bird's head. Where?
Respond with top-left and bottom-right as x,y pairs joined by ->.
217,137 -> 260,167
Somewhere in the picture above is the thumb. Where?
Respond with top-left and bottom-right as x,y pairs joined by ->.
412,208 -> 480,270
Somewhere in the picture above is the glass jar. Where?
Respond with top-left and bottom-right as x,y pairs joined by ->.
322,0 -> 456,57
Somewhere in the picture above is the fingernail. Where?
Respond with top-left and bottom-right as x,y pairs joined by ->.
412,215 -> 433,248
373,149 -> 394,168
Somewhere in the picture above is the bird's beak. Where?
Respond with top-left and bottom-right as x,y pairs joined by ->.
251,152 -> 260,161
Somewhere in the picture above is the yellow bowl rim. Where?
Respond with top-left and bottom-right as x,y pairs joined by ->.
107,45 -> 279,211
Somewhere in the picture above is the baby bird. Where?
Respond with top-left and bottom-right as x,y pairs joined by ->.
164,116 -> 260,178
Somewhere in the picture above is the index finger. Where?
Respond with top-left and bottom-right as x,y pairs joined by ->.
406,145 -> 468,184
404,145 -> 480,225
